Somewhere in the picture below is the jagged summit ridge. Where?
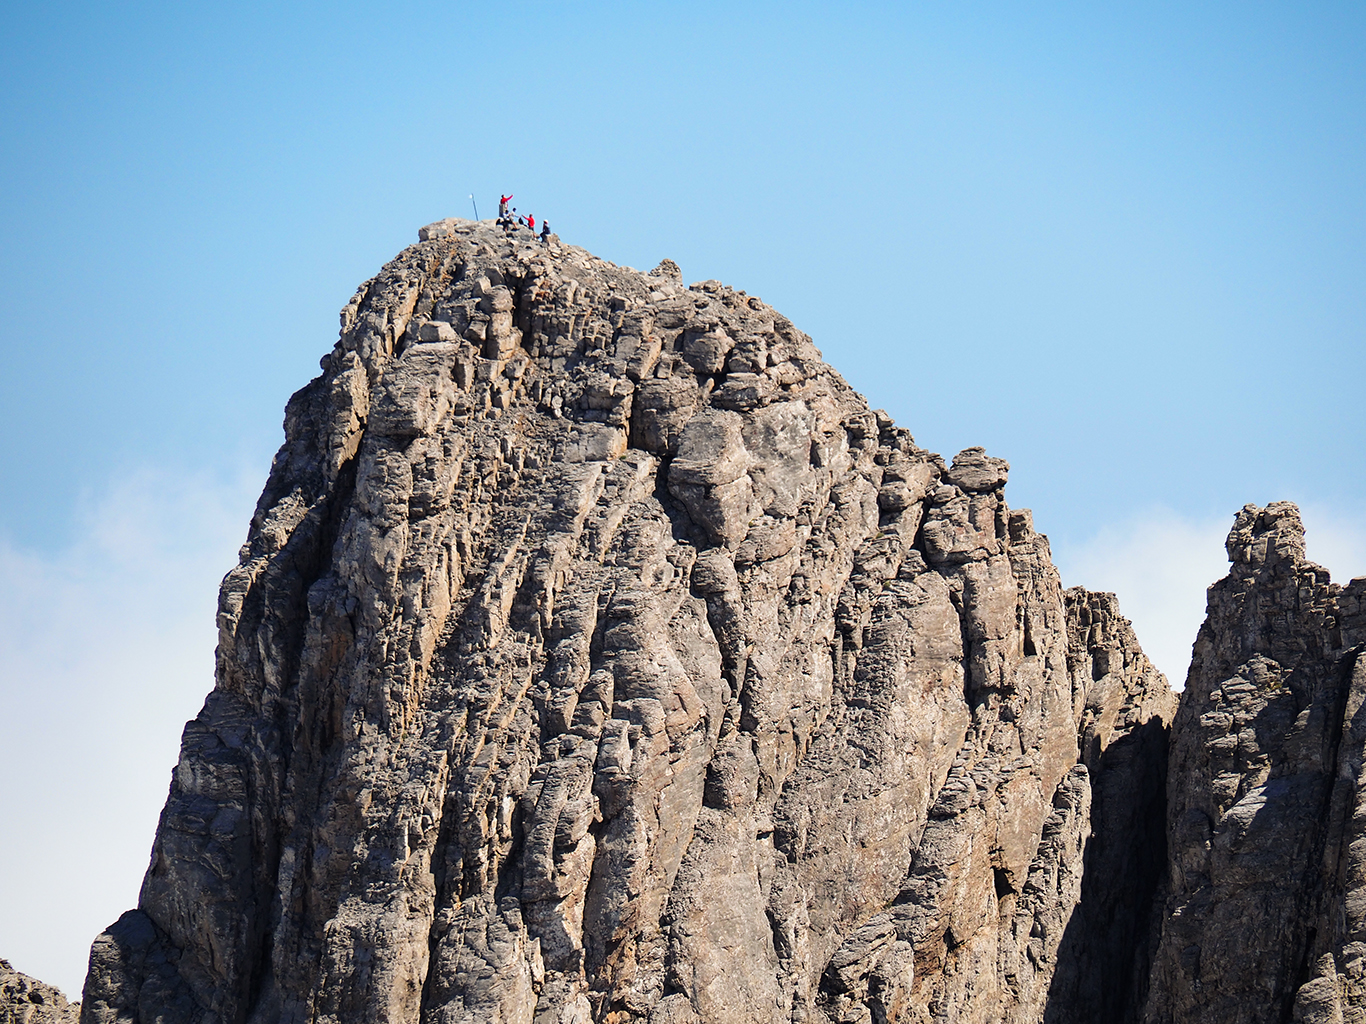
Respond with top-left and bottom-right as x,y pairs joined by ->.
74,218 -> 1181,1024
0,960 -> 79,1024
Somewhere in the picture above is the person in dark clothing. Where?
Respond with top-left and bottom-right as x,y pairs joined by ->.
540,222 -> 550,244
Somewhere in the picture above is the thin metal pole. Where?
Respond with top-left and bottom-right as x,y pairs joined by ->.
470,194 -> 479,220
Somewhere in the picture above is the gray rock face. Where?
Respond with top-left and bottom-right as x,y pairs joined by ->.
0,223 -> 1345,1024
75,219 -> 1184,1024
1142,503 -> 1366,1024
1,960 -> 78,1024
53,220 -> 1366,1023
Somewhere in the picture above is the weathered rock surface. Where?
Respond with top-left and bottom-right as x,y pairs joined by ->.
1,960 -> 78,1024
28,218 -> 1359,1023
1142,503 -> 1366,1024
65,219 -> 1182,1024
63,220 -> 1186,1024
58,218 -> 1208,1024
0,219 -> 1345,1024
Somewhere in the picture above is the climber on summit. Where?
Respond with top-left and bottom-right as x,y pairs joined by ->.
540,222 -> 550,244
527,214 -> 535,235
498,194 -> 512,218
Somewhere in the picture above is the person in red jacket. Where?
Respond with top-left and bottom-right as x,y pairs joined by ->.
499,194 -> 513,218
527,214 -> 536,234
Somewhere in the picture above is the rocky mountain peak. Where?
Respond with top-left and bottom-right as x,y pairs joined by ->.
67,218 -> 1181,1024
10,219 -> 1360,1024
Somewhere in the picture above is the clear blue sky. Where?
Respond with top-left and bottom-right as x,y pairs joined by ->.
2,0 -> 1363,998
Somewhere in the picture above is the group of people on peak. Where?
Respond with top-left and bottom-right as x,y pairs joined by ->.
497,194 -> 551,243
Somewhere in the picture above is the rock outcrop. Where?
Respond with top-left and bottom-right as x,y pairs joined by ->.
1,960 -> 78,1024
44,219 -> 1357,1023
68,220 -> 1177,1024
1143,503 -> 1366,1024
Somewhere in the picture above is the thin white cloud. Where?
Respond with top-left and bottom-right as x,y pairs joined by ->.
1054,503 -> 1366,690
0,465 -> 259,999
1052,509 -> 1229,688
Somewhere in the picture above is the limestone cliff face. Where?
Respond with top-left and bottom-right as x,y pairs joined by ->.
77,220 -> 1180,1024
